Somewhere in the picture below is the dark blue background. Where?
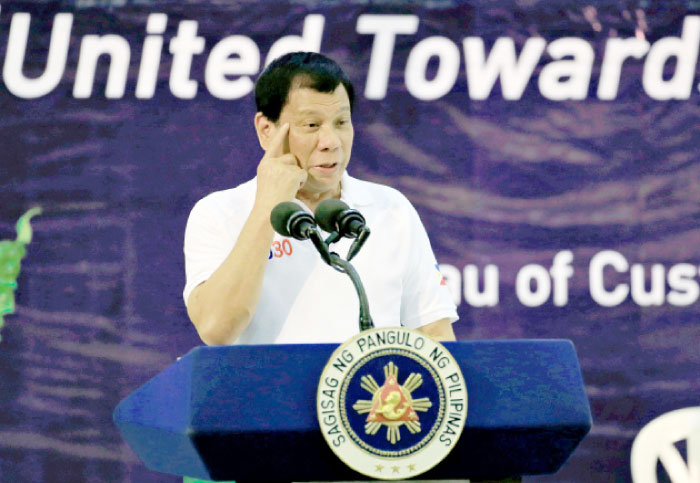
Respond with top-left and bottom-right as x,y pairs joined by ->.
0,1 -> 698,481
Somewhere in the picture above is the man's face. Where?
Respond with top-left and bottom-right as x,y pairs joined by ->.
275,84 -> 354,197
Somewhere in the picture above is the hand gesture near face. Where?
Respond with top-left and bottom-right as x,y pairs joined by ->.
255,123 -> 308,211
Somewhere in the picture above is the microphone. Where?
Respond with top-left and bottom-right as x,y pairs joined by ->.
315,200 -> 370,261
270,202 -> 332,265
271,201 -> 373,332
271,202 -> 315,240
315,199 -> 366,238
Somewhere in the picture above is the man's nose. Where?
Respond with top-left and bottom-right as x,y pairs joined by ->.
317,124 -> 341,151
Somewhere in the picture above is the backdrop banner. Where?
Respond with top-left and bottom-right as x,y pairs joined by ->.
0,1 -> 698,481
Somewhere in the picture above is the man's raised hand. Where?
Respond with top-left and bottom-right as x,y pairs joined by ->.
255,123 -> 308,211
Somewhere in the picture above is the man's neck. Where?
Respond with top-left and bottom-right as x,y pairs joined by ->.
296,183 -> 341,213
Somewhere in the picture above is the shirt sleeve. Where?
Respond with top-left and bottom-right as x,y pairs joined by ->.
182,198 -> 238,307
399,201 -> 459,329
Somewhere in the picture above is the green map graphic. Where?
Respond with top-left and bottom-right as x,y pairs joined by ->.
0,207 -> 41,342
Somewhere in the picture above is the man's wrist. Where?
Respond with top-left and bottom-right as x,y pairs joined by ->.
248,201 -> 280,234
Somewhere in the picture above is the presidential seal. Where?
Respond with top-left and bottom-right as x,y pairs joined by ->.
317,327 -> 467,480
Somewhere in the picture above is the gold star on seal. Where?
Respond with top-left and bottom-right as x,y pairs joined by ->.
375,464 -> 383,473
392,465 -> 400,473
408,463 -> 416,472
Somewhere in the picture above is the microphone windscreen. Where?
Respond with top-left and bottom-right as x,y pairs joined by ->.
270,201 -> 302,237
315,199 -> 350,233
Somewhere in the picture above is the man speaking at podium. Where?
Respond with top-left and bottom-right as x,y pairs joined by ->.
183,52 -> 457,346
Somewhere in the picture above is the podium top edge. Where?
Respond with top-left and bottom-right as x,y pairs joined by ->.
185,338 -> 574,353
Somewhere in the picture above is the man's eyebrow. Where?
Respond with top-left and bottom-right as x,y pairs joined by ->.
296,106 -> 351,116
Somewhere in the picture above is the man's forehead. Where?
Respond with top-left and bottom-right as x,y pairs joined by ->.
285,86 -> 351,116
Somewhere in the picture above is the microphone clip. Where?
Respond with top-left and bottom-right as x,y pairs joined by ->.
347,226 -> 370,262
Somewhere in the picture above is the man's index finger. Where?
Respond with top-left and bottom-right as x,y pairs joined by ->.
268,123 -> 290,157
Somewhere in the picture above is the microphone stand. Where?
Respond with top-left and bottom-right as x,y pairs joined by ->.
271,200 -> 374,333
327,253 -> 374,332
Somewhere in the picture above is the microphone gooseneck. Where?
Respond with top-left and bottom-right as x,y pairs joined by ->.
328,254 -> 374,331
308,229 -> 333,265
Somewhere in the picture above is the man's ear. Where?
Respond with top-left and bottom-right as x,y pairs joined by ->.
254,112 -> 275,151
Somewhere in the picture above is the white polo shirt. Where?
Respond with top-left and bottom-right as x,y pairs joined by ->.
183,172 -> 458,345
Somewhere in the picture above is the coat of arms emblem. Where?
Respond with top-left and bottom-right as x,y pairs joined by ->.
317,327 -> 467,480
353,361 -> 432,443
